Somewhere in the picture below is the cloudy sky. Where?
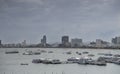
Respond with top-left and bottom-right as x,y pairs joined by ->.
0,0 -> 120,44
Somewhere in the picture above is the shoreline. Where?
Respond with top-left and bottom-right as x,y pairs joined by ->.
0,47 -> 120,50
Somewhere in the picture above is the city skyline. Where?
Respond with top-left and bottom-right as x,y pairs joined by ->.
1,35 -> 120,48
0,35 -> 119,44
0,0 -> 120,43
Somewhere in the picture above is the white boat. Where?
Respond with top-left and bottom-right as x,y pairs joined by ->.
78,57 -> 92,65
67,57 -> 80,63
23,51 -> 33,55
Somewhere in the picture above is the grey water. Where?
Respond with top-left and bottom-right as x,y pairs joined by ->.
0,48 -> 120,74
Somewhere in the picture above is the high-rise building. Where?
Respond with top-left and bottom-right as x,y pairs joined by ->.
22,40 -> 26,46
61,36 -> 70,47
96,39 -> 109,47
112,37 -> 120,44
96,39 -> 104,47
41,35 -> 47,46
71,38 -> 83,47
0,40 -> 1,45
62,36 -> 69,44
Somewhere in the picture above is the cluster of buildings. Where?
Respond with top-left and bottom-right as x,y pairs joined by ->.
0,35 -> 120,49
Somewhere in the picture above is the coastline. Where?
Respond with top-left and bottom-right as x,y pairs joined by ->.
0,47 -> 120,50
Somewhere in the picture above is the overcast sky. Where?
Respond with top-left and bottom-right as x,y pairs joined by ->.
0,0 -> 120,44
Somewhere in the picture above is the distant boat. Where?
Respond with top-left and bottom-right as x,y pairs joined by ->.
67,57 -> 80,63
95,61 -> 107,66
5,51 -> 19,54
32,58 -> 44,63
48,51 -> 53,53
66,51 -> 72,54
40,50 -> 47,53
23,51 -> 33,55
98,52 -> 113,56
114,54 -> 120,57
23,51 -> 41,55
98,53 -> 105,55
114,59 -> 120,65
51,59 -> 61,64
20,63 -> 29,65
42,58 -> 52,64
33,52 -> 41,55
104,53 -> 113,56
88,54 -> 95,57
76,52 -> 81,55
82,51 -> 89,54
78,57 -> 93,65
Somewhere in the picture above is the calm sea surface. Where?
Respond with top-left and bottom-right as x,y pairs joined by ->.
0,48 -> 120,74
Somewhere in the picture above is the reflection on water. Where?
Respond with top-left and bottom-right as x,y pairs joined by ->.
0,48 -> 120,74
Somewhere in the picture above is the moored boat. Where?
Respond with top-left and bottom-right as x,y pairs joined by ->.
20,63 -> 29,65
42,58 -> 52,64
88,54 -> 95,57
78,57 -> 92,65
114,60 -> 120,65
95,61 -> 107,66
32,58 -> 44,63
82,51 -> 89,54
66,51 -> 72,54
51,59 -> 61,64
67,57 -> 80,63
48,51 -> 53,53
5,51 -> 19,54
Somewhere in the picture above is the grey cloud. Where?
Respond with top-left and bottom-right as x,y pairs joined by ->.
0,0 -> 120,43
